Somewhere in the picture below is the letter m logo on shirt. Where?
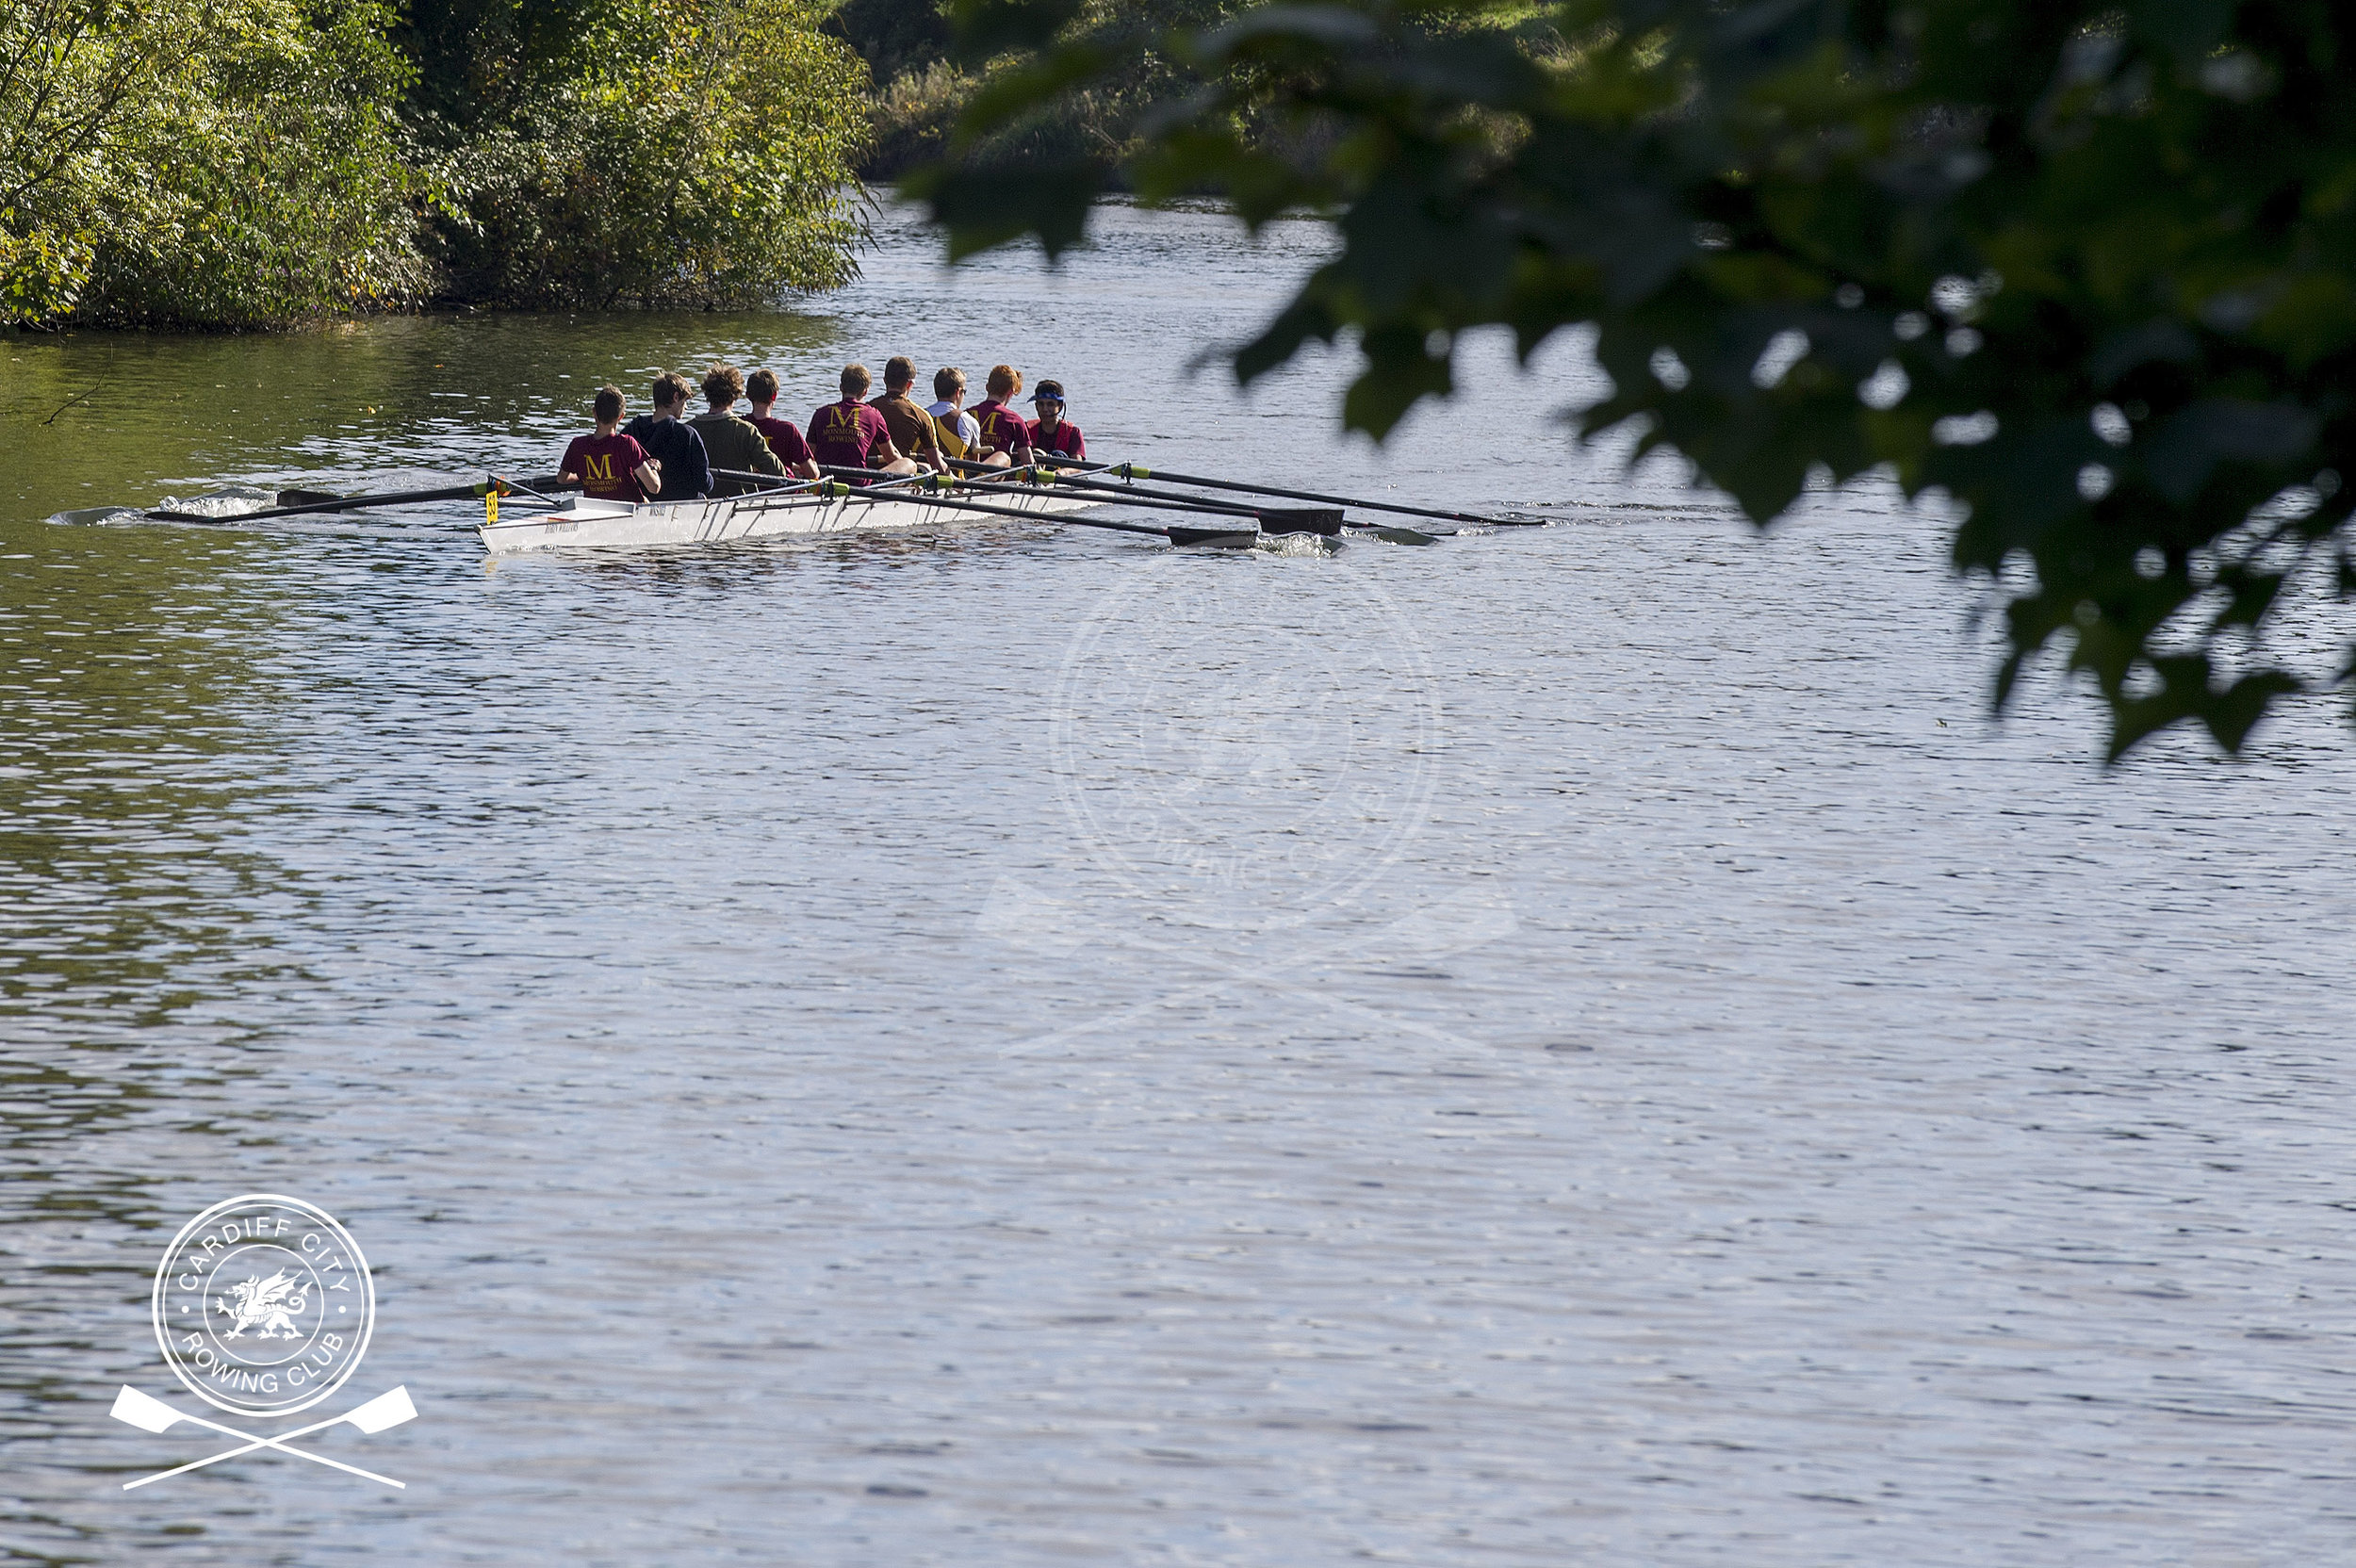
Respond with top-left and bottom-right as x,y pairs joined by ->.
585,453 -> 615,482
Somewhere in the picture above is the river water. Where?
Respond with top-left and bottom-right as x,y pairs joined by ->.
4,201 -> 2354,1565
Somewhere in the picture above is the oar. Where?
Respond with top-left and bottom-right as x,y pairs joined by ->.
970,461 -> 1444,544
148,476 -> 577,525
1043,471 -> 1443,546
792,478 -> 1251,547
711,468 -> 924,499
810,465 -> 1262,520
712,466 -> 1060,505
947,457 -> 1117,485
120,1385 -> 417,1491
121,1384 -> 419,1488
1019,471 -> 1368,535
800,465 -> 1384,541
109,1385 -> 408,1489
1067,461 -> 1532,529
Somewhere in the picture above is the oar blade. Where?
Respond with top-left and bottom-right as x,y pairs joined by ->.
110,1385 -> 182,1434
1253,507 -> 1346,537
1357,525 -> 1442,547
344,1385 -> 417,1434
1167,525 -> 1260,549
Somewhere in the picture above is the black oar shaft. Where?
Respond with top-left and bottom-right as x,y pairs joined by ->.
800,464 -> 1257,519
653,466 -> 1179,537
148,476 -> 581,525
1088,463 -> 1521,528
1032,472 -> 1274,520
821,482 -> 1174,538
712,468 -> 890,497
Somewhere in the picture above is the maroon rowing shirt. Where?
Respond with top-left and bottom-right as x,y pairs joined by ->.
1032,418 -> 1085,460
971,399 -> 1033,459
747,414 -> 813,469
560,432 -> 652,502
808,399 -> 892,475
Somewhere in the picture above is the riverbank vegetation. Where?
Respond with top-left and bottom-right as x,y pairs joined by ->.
920,0 -> 2356,759
1,0 -> 868,329
830,0 -> 1242,181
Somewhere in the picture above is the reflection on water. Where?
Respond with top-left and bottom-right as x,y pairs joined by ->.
5,203 -> 2356,1567
0,529 -> 305,1041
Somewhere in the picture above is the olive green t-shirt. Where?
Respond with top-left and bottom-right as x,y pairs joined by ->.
688,412 -> 787,496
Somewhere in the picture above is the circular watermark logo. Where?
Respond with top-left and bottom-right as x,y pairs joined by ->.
151,1195 -> 375,1418
1048,555 -> 1440,929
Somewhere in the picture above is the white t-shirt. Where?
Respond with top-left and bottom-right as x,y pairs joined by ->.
928,400 -> 982,448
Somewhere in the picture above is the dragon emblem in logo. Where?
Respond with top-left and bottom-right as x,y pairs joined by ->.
216,1269 -> 309,1340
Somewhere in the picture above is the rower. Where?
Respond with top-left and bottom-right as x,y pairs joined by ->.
808,364 -> 917,480
927,368 -> 980,462
867,356 -> 948,473
688,365 -> 787,497
622,372 -> 712,500
1028,380 -> 1085,461
558,385 -> 662,503
744,369 -> 820,480
969,365 -> 1034,468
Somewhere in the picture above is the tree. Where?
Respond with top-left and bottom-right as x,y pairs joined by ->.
3,0 -> 872,325
2,0 -> 425,327
918,0 -> 2356,758
401,0 -> 871,308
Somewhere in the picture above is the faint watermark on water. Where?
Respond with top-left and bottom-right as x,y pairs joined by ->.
1047,553 -> 1443,931
987,550 -> 1514,1053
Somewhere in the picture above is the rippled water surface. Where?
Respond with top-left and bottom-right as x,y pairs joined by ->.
6,203 -> 2355,1566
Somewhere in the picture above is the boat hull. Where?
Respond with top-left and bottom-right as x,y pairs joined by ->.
479,484 -> 1105,555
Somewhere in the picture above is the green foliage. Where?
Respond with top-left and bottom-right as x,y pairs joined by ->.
411,0 -> 872,307
2,0 -> 872,325
846,0 -> 1252,180
1,0 -> 426,327
924,0 -> 2356,757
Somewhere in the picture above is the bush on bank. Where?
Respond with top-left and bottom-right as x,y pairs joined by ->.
402,0 -> 869,310
2,0 -> 425,328
0,0 -> 869,328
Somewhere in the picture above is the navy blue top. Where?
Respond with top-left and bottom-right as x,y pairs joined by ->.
622,414 -> 712,501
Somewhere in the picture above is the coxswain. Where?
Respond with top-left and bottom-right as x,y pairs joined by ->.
868,356 -> 948,473
622,372 -> 712,500
969,365 -> 1034,468
558,385 -> 662,502
1028,380 -> 1084,461
807,364 -> 917,480
688,365 -> 787,497
744,368 -> 819,480
927,367 -> 980,463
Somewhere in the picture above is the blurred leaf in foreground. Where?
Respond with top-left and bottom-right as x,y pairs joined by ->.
919,0 -> 2356,758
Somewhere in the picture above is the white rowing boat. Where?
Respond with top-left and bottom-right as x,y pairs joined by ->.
479,481 -> 1105,555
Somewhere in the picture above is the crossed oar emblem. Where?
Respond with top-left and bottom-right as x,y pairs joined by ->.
111,1384 -> 416,1490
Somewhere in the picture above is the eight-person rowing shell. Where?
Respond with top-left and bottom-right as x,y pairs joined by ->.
141,356 -> 1505,548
